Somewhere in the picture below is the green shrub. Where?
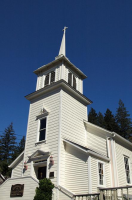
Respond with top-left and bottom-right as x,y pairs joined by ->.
34,178 -> 54,200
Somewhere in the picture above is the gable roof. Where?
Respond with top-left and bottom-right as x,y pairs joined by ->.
0,174 -> 5,185
0,174 -> 5,181
84,121 -> 132,150
9,151 -> 24,168
63,139 -> 110,162
28,150 -> 51,161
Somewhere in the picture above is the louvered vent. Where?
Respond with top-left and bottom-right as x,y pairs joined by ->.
45,74 -> 49,86
68,73 -> 72,86
73,75 -> 76,89
51,71 -> 55,83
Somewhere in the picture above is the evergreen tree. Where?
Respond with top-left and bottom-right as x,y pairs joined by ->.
88,108 -> 98,125
0,123 -> 16,162
104,109 -> 119,132
18,136 -> 25,153
34,178 -> 54,200
116,99 -> 132,139
97,112 -> 105,128
12,136 -> 25,161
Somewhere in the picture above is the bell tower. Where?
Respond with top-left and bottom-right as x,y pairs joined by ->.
23,28 -> 92,194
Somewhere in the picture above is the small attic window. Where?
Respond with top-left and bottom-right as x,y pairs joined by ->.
44,71 -> 55,87
68,72 -> 76,90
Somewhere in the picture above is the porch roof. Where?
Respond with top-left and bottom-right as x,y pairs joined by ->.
63,139 -> 110,162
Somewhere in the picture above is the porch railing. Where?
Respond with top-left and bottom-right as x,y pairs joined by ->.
99,186 -> 132,200
73,193 -> 100,200
73,186 -> 132,200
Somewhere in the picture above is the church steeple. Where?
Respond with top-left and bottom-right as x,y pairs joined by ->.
33,27 -> 89,96
58,27 -> 68,56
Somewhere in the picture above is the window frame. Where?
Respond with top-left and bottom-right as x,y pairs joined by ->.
68,71 -> 77,89
97,160 -> 106,187
44,71 -> 55,87
124,156 -> 131,185
36,116 -> 48,144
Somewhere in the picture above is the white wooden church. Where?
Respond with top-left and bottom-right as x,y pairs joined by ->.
0,28 -> 132,200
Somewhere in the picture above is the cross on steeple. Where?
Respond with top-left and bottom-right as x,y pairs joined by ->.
58,26 -> 68,56
62,26 -> 68,32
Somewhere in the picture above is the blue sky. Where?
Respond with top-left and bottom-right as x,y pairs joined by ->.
0,0 -> 132,142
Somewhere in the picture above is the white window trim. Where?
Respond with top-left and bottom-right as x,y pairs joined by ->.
33,160 -> 48,180
68,70 -> 77,88
123,155 -> 132,185
44,71 -> 55,87
36,116 -> 48,144
97,160 -> 106,188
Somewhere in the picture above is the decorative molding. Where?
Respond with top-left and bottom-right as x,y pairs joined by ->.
36,108 -> 49,120
28,150 -> 51,161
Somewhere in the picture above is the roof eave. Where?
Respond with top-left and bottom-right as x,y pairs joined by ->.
84,121 -> 132,148
33,55 -> 87,79
63,139 -> 110,162
25,80 -> 92,106
8,151 -> 24,168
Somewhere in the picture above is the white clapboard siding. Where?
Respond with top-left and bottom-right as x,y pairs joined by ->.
86,126 -> 107,156
64,66 -> 68,82
91,157 -> 111,193
23,90 -> 61,185
115,142 -> 132,187
59,189 -> 73,200
0,177 -> 38,200
60,140 -> 66,186
13,155 -> 23,178
65,143 -> 89,194
61,90 -> 87,145
77,78 -> 83,94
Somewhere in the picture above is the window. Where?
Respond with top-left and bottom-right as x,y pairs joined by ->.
39,118 -> 47,141
68,72 -> 76,90
44,71 -> 55,86
124,157 -> 131,184
98,162 -> 104,185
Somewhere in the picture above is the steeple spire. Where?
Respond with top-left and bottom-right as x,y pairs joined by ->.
58,27 -> 68,56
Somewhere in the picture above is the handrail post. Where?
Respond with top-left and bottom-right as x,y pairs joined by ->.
121,189 -> 123,200
100,190 -> 104,200
106,190 -> 107,200
110,190 -> 112,200
127,188 -> 129,200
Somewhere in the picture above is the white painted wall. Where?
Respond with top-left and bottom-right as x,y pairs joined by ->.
12,155 -> 23,178
0,177 -> 38,200
64,143 -> 89,194
86,125 -> 108,156
59,189 -> 73,200
61,90 -> 87,145
23,89 -> 61,186
91,156 -> 111,193
115,142 -> 132,187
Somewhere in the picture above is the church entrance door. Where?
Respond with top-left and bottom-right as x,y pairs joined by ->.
38,166 -> 46,180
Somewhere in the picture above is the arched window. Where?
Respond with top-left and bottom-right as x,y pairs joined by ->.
44,71 -> 55,87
